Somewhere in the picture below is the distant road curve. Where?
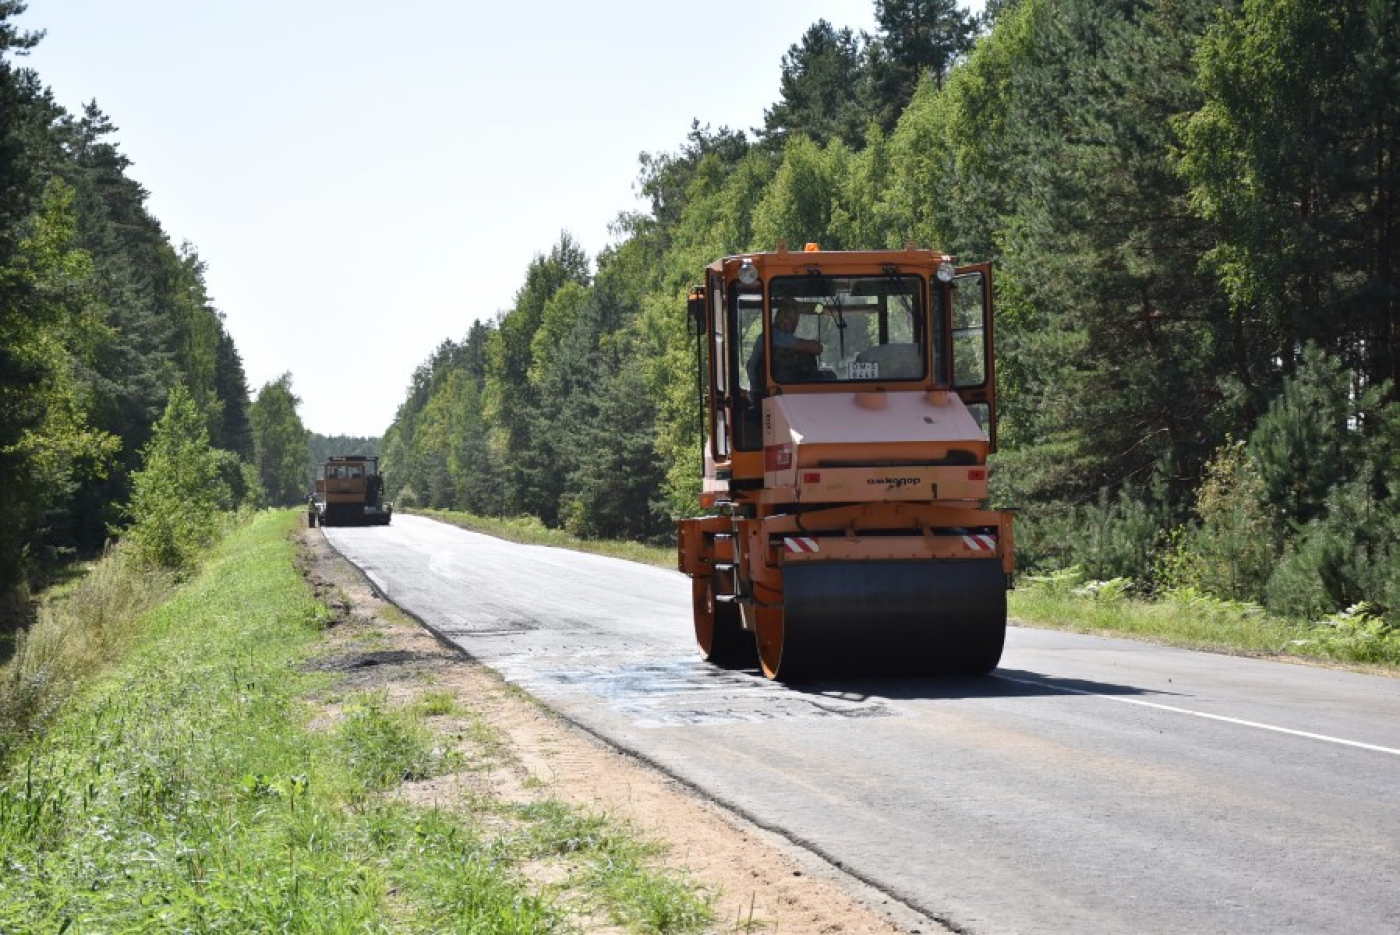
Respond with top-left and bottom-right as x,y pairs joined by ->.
326,514 -> 1400,935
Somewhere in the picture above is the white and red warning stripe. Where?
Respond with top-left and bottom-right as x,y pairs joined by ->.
962,534 -> 997,552
783,536 -> 820,554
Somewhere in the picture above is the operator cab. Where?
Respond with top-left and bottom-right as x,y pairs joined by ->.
742,274 -> 931,391
689,247 -> 996,500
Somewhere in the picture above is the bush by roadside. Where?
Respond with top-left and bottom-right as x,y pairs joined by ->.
1011,567 -> 1400,669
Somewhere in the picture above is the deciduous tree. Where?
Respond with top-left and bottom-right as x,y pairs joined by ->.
124,383 -> 229,572
1180,0 -> 1400,394
249,373 -> 308,506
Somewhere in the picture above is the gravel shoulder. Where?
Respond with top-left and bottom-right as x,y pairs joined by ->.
297,524 -> 935,934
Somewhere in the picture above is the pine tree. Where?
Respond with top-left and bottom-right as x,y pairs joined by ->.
761,21 -> 871,149
869,0 -> 976,129
212,327 -> 253,459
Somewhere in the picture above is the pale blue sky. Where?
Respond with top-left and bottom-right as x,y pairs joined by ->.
17,1 -> 975,437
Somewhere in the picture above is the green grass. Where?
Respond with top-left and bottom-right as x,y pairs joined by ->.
506,799 -> 713,933
337,689 -> 463,793
410,688 -> 461,718
1009,583 -> 1301,654
0,510 -> 716,933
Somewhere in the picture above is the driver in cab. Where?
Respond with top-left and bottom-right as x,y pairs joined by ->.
750,298 -> 824,387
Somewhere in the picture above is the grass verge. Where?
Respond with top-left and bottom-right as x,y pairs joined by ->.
0,509 -> 714,932
1010,569 -> 1400,670
413,508 -> 1400,672
413,509 -> 674,568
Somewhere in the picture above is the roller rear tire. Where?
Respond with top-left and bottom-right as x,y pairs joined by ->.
693,577 -> 758,669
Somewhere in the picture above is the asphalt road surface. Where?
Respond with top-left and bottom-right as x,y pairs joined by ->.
325,514 -> 1400,935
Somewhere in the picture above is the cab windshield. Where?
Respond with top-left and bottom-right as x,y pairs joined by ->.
741,274 -> 931,388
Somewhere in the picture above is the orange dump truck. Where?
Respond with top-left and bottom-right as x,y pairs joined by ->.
312,455 -> 392,527
676,244 -> 1013,680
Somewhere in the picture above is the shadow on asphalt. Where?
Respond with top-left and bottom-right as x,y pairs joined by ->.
779,667 -> 1172,702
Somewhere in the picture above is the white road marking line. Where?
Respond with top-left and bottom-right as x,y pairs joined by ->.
993,673 -> 1400,757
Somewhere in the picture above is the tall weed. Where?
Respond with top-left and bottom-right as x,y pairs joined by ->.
337,690 -> 459,794
0,544 -> 173,767
1293,603 -> 1400,665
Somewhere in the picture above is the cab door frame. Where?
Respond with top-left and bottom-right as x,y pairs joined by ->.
945,262 -> 998,451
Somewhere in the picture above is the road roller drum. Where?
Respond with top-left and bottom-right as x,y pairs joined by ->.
760,560 -> 1006,680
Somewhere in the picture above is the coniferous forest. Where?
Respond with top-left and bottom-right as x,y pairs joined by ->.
0,3 -> 317,623
382,0 -> 1400,628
